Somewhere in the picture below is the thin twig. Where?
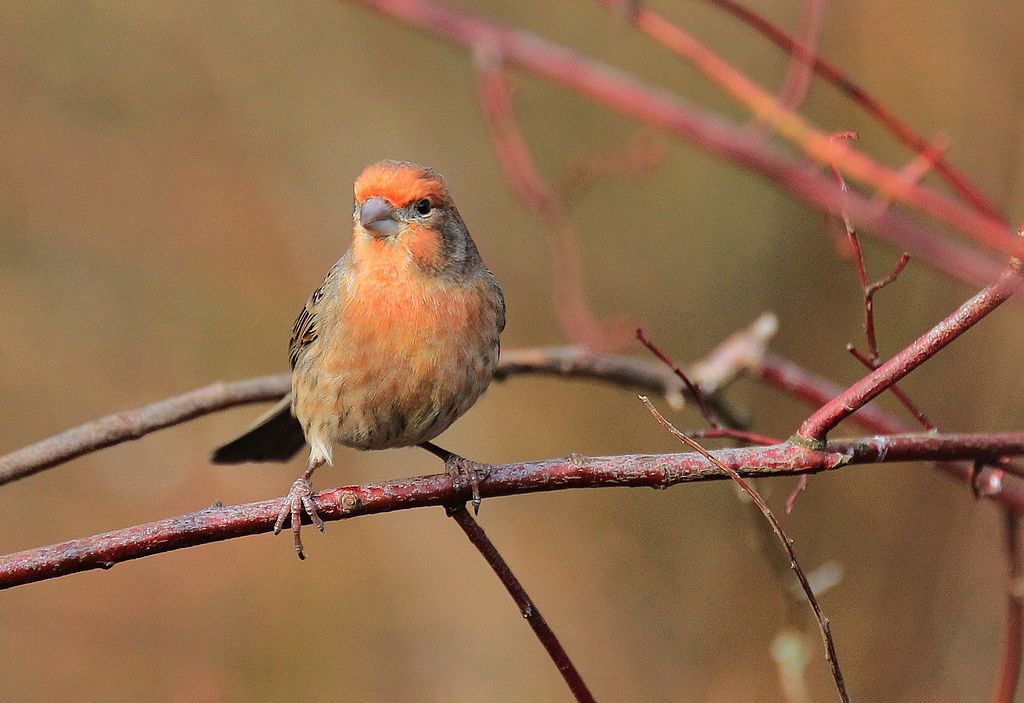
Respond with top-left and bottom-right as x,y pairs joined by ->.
771,0 -> 825,116
702,0 -> 1005,221
847,345 -> 935,431
447,505 -> 595,702
689,426 -> 780,446
635,328 -> 719,426
993,509 -> 1023,703
5,431 -> 1024,589
639,397 -> 850,702
474,43 -> 632,352
558,134 -> 666,203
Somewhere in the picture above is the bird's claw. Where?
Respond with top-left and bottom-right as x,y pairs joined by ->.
274,476 -> 324,560
446,457 -> 490,514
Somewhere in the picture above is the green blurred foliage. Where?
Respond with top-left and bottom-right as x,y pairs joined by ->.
1,1 -> 1023,701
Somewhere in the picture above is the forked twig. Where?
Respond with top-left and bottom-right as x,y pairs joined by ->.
640,398 -> 850,702
448,505 -> 595,702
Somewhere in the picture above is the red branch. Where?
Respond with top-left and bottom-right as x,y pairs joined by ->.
473,45 -> 632,351
758,354 -> 1024,509
593,0 -> 1017,259
5,431 -> 1024,590
799,264 -> 1022,442
448,506 -> 595,702
346,0 -> 1008,287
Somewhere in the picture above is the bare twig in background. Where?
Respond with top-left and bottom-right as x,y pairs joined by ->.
0,314 -> 777,487
6,430 -> 1024,589
0,375 -> 292,486
635,328 -> 719,426
640,398 -> 850,702
448,505 -> 595,702
993,509 -> 1024,703
689,426 -> 780,446
593,0 -> 1017,258
701,0 -> 1005,220
772,0 -> 825,115
348,0 -> 1007,286
474,44 -> 632,352
558,134 -> 666,203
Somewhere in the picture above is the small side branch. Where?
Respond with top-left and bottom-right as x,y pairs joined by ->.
448,505 -> 595,702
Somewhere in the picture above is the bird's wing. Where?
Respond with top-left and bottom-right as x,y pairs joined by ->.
289,261 -> 339,369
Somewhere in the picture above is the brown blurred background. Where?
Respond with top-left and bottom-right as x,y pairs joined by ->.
2,1 -> 1023,701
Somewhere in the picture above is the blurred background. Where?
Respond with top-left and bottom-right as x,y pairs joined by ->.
2,1 -> 1023,701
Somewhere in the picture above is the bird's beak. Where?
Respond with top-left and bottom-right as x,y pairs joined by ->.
359,197 -> 400,238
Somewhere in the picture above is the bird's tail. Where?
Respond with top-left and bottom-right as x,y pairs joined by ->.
210,394 -> 306,464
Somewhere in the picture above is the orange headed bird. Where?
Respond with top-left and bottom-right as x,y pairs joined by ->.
212,160 -> 506,558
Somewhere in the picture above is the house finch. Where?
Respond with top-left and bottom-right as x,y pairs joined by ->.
211,160 -> 506,558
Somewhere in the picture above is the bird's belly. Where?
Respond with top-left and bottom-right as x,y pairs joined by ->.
293,277 -> 500,454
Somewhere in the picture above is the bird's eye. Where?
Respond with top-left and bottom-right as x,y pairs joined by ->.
414,198 -> 432,216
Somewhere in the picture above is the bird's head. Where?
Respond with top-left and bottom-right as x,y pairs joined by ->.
351,160 -> 479,275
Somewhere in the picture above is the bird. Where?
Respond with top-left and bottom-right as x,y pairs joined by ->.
211,160 -> 506,558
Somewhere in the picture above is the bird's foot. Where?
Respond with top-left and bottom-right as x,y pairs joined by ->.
445,455 -> 490,515
274,475 -> 325,560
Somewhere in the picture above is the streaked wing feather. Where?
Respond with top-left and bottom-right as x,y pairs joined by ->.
289,263 -> 337,369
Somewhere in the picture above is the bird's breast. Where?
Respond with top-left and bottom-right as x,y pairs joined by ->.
293,251 -> 501,451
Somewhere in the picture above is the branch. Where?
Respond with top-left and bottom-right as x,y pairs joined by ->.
5,431 -> 1024,590
594,0 -> 1018,258
1,314 -> 778,486
799,263 -> 1022,441
345,0 -> 1008,287
758,353 -> 1024,508
448,506 -> 595,702
0,375 -> 291,486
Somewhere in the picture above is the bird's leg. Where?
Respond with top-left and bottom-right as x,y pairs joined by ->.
274,457 -> 326,560
419,442 -> 489,514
